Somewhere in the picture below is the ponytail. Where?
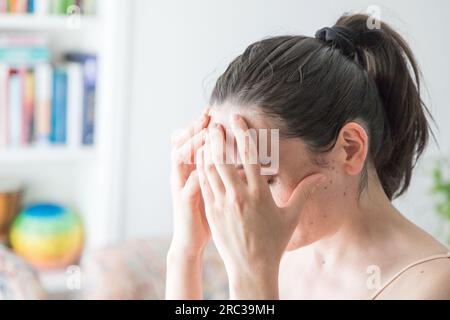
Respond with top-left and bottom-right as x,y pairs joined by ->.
335,14 -> 433,199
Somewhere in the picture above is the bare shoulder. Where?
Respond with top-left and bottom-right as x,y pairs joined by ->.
379,252 -> 450,300
407,256 -> 450,299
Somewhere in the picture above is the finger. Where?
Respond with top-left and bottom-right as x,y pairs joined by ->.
171,131 -> 202,190
183,169 -> 200,199
196,147 -> 214,204
174,128 -> 206,165
171,113 -> 210,147
209,124 -> 243,193
203,134 -> 226,198
230,114 -> 261,188
282,173 -> 327,224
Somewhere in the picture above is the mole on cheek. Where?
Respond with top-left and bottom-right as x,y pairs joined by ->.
323,180 -> 332,190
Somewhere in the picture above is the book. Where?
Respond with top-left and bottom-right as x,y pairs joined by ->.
65,53 -> 96,145
33,0 -> 48,15
8,69 -> 22,147
8,0 -> 28,13
66,62 -> 83,147
17,0 -> 28,13
23,68 -> 35,144
50,0 -> 62,14
0,64 -> 8,148
81,0 -> 96,15
1,0 -> 94,15
50,67 -> 67,144
27,0 -> 35,13
0,0 -> 7,13
34,63 -> 52,144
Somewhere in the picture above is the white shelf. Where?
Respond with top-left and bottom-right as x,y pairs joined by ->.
0,14 -> 99,31
0,146 -> 96,164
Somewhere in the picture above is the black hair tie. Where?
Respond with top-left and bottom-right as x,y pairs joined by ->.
315,26 -> 359,58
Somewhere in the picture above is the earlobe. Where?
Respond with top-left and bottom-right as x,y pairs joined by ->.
336,122 -> 369,176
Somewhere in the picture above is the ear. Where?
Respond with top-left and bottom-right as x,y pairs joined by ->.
334,122 -> 369,176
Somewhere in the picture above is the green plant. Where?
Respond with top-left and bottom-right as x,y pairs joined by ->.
431,159 -> 450,243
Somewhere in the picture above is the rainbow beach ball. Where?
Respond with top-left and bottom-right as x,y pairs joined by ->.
10,203 -> 84,270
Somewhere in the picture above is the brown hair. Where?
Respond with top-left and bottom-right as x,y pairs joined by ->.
210,13 -> 433,200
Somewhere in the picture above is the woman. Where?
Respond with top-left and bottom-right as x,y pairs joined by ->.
166,14 -> 450,299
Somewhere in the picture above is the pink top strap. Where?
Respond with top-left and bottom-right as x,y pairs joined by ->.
370,251 -> 450,300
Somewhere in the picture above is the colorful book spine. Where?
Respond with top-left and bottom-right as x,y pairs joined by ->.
34,63 -> 52,144
27,0 -> 34,13
8,0 -> 27,13
50,0 -> 63,14
0,0 -> 7,13
22,69 -> 34,144
17,0 -> 27,12
65,53 -> 96,146
8,69 -> 22,147
0,64 -> 8,148
8,0 -> 18,12
1,0 -> 95,14
50,67 -> 67,144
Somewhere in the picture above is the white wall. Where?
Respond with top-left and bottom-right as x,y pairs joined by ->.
123,0 -> 450,242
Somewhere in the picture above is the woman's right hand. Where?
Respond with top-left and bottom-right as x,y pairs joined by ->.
169,111 -> 211,257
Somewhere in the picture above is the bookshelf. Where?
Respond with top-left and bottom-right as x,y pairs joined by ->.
0,1 -> 131,296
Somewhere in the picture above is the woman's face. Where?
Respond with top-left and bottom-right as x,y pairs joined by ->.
209,105 -> 350,251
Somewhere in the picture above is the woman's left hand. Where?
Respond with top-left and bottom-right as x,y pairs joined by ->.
196,114 -> 326,299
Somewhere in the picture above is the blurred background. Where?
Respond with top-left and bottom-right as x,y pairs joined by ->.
0,0 -> 449,299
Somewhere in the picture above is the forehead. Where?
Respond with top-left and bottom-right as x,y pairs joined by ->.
208,104 -> 277,131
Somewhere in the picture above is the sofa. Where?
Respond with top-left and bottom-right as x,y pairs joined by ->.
0,238 -> 229,300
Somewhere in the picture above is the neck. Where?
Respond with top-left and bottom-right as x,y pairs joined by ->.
305,175 -> 403,268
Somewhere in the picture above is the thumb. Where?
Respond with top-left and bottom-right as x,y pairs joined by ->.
283,173 -> 327,223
